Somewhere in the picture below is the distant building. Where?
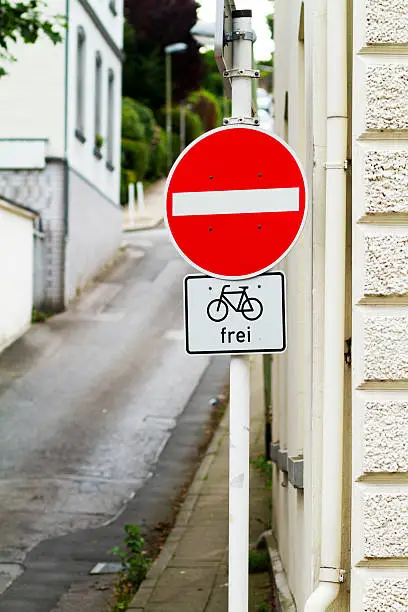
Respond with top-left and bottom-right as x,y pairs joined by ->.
269,1 -> 408,610
0,0 -> 124,312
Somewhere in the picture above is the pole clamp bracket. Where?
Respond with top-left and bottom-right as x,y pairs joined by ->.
324,160 -> 348,171
225,30 -> 256,43
319,567 -> 346,584
223,68 -> 260,79
223,116 -> 260,126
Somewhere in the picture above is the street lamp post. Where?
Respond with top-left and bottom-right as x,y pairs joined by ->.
164,42 -> 188,170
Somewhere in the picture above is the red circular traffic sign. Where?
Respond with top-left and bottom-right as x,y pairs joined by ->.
165,126 -> 307,279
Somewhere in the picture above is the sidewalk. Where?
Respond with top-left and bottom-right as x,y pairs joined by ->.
129,357 -> 272,612
123,179 -> 166,231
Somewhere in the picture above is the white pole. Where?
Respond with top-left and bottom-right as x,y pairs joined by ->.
228,9 -> 253,612
136,181 -> 145,214
166,52 -> 172,170
229,355 -> 250,612
128,183 -> 135,225
180,101 -> 186,152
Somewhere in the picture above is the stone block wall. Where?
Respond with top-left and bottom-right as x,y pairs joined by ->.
351,1 -> 408,608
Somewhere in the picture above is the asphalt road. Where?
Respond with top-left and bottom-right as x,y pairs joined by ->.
0,228 -> 229,611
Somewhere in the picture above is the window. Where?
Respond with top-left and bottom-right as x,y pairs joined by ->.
75,27 -> 86,142
106,69 -> 114,170
94,52 -> 103,159
109,0 -> 117,16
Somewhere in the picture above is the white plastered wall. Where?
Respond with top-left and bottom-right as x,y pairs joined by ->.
0,200 -> 35,352
0,0 -> 66,158
67,0 -> 123,204
272,0 -> 317,607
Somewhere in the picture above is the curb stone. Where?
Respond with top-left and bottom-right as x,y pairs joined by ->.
123,217 -> 164,233
128,408 -> 230,610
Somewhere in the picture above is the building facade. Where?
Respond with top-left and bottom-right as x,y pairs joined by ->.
0,0 -> 124,311
270,0 -> 408,609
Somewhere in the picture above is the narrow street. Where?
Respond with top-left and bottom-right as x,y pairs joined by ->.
0,227 -> 229,611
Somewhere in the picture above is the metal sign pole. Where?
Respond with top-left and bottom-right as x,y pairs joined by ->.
228,9 -> 254,612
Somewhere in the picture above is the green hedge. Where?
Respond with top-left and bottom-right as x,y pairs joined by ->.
186,89 -> 222,132
122,98 -> 145,141
146,126 -> 167,180
121,98 -> 168,204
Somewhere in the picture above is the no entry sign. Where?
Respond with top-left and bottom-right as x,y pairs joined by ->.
165,126 -> 308,279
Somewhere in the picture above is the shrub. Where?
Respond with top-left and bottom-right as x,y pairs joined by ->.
187,89 -> 222,132
122,138 -> 149,180
122,98 -> 145,141
132,100 -> 156,144
147,126 -> 167,180
162,106 -> 203,147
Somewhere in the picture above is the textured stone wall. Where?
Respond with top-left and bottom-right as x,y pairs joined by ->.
352,1 -> 408,609
366,0 -> 408,45
363,576 -> 408,611
365,234 -> 408,295
366,65 -> 408,131
365,150 -> 408,214
364,401 -> 408,472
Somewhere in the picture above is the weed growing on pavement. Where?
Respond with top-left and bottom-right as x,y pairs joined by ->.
255,601 -> 270,612
248,548 -> 270,574
31,307 -> 52,323
110,525 -> 150,611
250,455 -> 273,490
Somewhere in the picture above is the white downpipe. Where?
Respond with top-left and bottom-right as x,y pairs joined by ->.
304,0 -> 348,610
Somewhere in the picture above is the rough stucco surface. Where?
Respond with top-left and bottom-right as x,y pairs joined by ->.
366,65 -> 408,130
366,0 -> 408,44
365,150 -> 408,214
364,316 -> 408,380
365,235 -> 408,295
364,402 -> 408,472
364,494 -> 408,557
363,577 -> 408,611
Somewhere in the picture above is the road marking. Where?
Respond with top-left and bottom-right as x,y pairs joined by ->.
172,187 -> 299,216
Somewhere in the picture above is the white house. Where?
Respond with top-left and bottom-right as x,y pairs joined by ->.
269,1 -> 408,610
0,0 -> 124,311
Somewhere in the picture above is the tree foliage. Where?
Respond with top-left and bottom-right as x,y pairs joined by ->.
0,0 -> 64,76
123,0 -> 202,111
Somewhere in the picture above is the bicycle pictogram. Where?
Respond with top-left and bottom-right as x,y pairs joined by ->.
207,285 -> 263,323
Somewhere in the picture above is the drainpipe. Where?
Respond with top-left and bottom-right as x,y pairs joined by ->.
304,0 -> 348,609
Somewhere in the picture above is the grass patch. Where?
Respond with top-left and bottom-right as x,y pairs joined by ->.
248,548 -> 269,574
250,455 -> 272,490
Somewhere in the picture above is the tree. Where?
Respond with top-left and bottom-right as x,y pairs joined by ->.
0,0 -> 64,76
123,0 -> 202,112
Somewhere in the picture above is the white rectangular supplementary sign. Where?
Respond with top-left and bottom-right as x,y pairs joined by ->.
173,188 -> 299,217
184,273 -> 286,355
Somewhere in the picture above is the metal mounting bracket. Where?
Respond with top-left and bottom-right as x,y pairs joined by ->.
223,116 -> 260,126
324,160 -> 348,171
319,567 -> 346,584
225,30 -> 256,43
223,68 -> 260,79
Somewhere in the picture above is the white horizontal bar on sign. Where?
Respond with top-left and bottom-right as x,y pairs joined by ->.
172,188 -> 299,217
